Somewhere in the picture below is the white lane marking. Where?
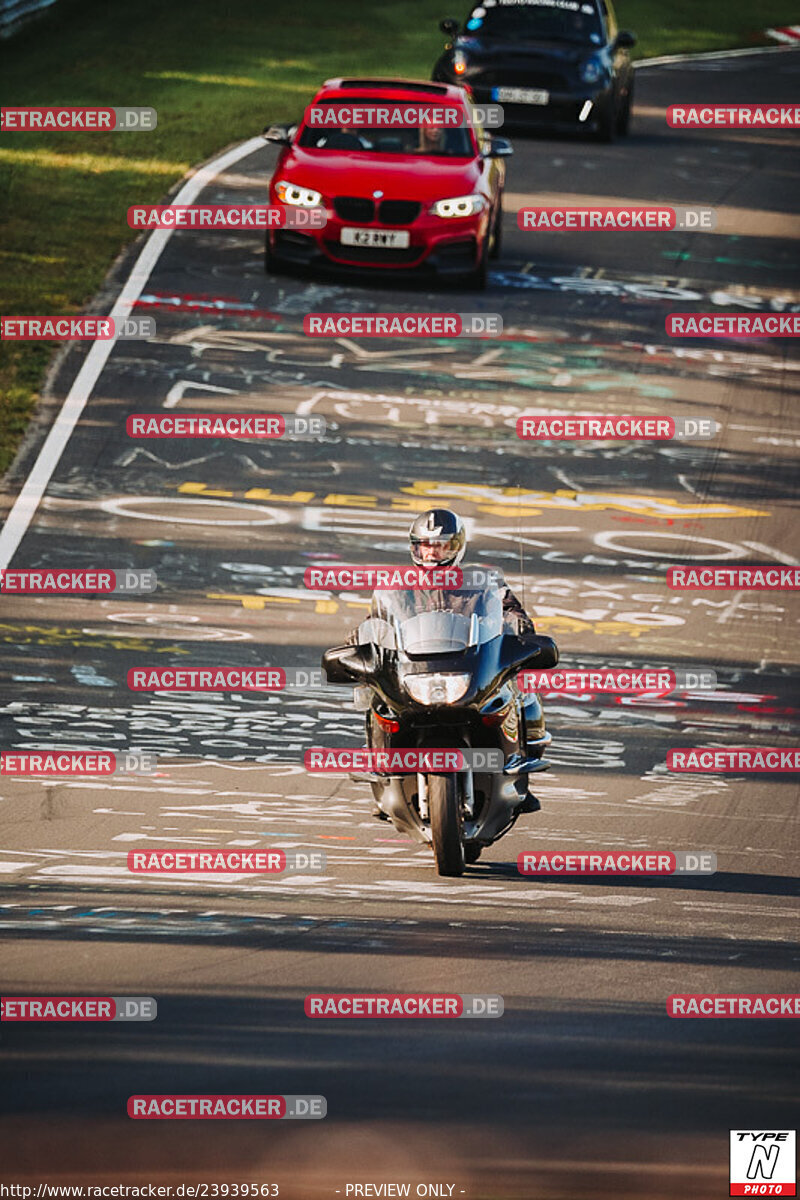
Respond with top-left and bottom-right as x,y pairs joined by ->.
717,592 -> 746,625
0,136 -> 266,571
677,474 -> 703,497
100,496 -> 293,526
164,380 -> 239,409
636,45 -> 798,67
741,541 -> 800,566
593,530 -> 747,560
552,467 -> 581,491
731,424 -> 800,436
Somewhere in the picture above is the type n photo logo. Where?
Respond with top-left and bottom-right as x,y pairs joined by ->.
730,1131 -> 796,1195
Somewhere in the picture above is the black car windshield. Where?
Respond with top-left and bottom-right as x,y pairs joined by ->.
299,106 -> 473,156
464,0 -> 603,44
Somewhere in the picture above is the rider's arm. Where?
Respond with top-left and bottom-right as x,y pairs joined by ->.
502,586 -> 536,634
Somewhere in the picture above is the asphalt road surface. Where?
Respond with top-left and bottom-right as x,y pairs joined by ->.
1,48 -> 799,1200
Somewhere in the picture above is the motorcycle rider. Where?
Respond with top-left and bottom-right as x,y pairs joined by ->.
408,508 -> 535,635
348,507 -> 543,814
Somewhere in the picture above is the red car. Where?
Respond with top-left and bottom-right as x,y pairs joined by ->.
263,78 -> 512,289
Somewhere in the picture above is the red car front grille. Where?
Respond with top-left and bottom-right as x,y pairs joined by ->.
333,197 -> 422,225
334,196 -> 375,222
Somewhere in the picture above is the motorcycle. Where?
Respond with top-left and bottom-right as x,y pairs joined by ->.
322,578 -> 558,876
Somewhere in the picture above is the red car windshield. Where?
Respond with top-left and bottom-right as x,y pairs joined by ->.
299,108 -> 474,157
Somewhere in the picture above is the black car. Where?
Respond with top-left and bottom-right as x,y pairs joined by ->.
432,0 -> 636,141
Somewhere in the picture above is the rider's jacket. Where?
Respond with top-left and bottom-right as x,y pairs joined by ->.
500,585 -> 536,635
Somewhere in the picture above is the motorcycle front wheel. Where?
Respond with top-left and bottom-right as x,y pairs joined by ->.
429,773 -> 465,877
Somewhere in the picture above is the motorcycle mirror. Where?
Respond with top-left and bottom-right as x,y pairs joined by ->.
499,632 -> 559,674
520,636 -> 558,671
440,17 -> 459,37
322,644 -> 372,684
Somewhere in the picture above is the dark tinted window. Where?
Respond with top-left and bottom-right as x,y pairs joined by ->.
464,0 -> 603,44
299,108 -> 473,156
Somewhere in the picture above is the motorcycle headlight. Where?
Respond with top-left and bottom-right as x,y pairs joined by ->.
275,180 -> 322,207
404,673 -> 471,705
579,56 -> 604,85
430,194 -> 486,219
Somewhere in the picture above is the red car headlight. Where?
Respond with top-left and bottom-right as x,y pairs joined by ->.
275,180 -> 323,208
429,194 -> 486,219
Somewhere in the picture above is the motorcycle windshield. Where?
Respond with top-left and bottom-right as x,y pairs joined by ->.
368,584 -> 504,656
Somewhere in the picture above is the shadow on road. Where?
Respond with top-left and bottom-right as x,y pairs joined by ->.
480,865 -> 800,898
0,887 -> 797,967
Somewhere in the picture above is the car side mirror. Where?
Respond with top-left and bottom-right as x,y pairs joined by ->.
483,135 -> 513,158
440,17 -> 459,37
615,30 -> 636,49
322,644 -> 373,684
263,123 -> 293,145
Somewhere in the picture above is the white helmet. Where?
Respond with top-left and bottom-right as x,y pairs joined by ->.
409,508 -> 466,567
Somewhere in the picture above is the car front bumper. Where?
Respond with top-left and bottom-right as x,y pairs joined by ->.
462,82 -> 614,132
268,206 -> 490,275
